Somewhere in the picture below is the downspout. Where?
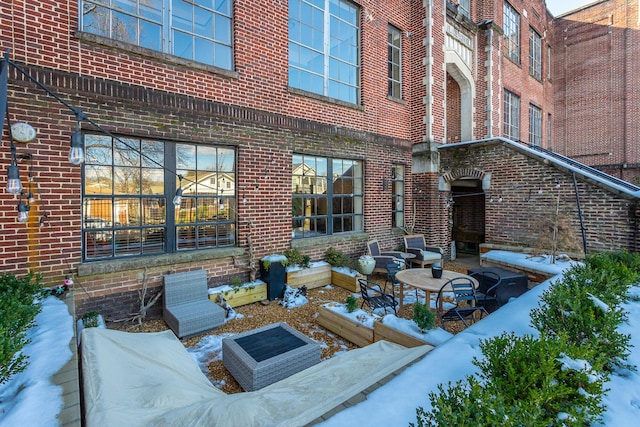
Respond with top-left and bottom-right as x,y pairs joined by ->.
425,0 -> 434,142
483,22 -> 494,138
572,172 -> 588,256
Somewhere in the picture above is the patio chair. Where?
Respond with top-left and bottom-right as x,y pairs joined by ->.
358,278 -> 398,315
367,239 -> 405,274
163,270 -> 226,338
384,262 -> 402,295
469,269 -> 529,313
435,277 -> 488,331
403,234 -> 443,268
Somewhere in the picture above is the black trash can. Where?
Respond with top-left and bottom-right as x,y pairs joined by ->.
260,255 -> 287,300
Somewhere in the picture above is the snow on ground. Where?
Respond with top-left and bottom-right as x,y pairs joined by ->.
1,251 -> 639,426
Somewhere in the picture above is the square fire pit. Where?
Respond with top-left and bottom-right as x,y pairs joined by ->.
222,322 -> 321,391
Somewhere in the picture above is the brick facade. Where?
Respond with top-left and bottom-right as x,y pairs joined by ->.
0,0 -> 636,321
552,0 -> 640,184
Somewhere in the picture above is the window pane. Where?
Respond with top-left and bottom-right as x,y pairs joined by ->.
142,227 -> 165,253
173,30 -> 193,59
85,165 -> 113,194
140,20 -> 161,51
86,134 -> 113,165
195,37 -> 214,65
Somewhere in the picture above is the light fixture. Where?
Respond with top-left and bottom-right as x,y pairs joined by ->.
17,197 -> 30,222
242,192 -> 247,204
39,212 -> 48,227
6,164 -> 22,194
498,193 -> 503,203
538,187 -> 543,194
219,198 -> 225,210
69,121 -> 85,165
173,175 -> 183,207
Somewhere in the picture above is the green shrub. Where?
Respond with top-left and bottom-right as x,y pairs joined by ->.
284,248 -> 310,268
81,311 -> 100,328
475,333 -> 606,426
229,276 -> 242,288
412,376 -> 543,427
345,295 -> 358,313
413,302 -> 435,333
324,247 -> 354,269
530,263 -> 632,371
0,271 -> 43,384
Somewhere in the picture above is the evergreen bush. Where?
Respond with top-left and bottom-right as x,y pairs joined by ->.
345,295 -> 358,313
413,302 -> 435,333
0,271 -> 43,384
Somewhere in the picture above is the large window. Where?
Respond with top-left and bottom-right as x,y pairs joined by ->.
388,25 -> 402,99
288,0 -> 360,104
392,165 -> 404,228
81,0 -> 233,70
503,2 -> 520,63
503,89 -> 520,140
529,27 -> 542,80
529,104 -> 542,146
83,136 -> 236,260
292,154 -> 363,238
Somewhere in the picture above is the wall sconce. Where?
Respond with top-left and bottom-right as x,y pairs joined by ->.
17,193 -> 30,222
173,175 -> 183,207
68,110 -> 86,165
39,212 -> 49,227
498,193 -> 503,203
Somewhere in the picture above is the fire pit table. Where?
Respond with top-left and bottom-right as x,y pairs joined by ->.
222,322 -> 321,391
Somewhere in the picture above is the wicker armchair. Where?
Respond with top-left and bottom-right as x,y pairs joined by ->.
163,270 -> 226,338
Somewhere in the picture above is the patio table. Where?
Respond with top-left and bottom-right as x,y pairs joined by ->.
395,269 -> 478,311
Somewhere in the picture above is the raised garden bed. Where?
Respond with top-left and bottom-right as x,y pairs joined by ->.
209,280 -> 267,308
331,268 -> 364,292
374,322 -> 434,348
317,305 -> 374,347
287,262 -> 332,290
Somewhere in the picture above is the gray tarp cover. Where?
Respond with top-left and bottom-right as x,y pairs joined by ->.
81,328 -> 432,427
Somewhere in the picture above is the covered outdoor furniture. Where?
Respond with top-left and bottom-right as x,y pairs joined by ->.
435,277 -> 488,331
468,266 -> 529,313
367,239 -> 406,273
358,278 -> 398,315
403,234 -> 443,268
163,269 -> 226,338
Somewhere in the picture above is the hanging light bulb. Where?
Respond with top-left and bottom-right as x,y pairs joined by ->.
69,126 -> 85,165
173,175 -> 183,207
17,199 -> 30,222
6,164 -> 22,194
219,198 -> 225,210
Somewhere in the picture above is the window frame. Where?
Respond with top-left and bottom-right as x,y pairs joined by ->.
503,89 -> 520,140
529,103 -> 542,146
391,164 -> 405,228
529,27 -> 542,80
292,153 -> 364,239
387,24 -> 402,99
458,0 -> 471,19
79,0 -> 234,70
82,135 -> 237,261
503,2 -> 520,64
288,0 -> 361,104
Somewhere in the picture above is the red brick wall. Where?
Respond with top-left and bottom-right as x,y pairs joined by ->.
553,0 -> 640,182
440,141 -> 639,254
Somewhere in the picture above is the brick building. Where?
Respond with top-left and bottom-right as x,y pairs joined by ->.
552,0 -> 640,183
0,0 -> 636,320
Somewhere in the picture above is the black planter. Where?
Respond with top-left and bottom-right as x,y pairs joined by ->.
260,257 -> 287,300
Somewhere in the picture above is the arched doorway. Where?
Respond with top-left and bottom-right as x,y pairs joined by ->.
451,178 -> 485,254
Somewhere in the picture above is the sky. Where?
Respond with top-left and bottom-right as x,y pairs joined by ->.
1,252 -> 639,426
546,0 -> 597,16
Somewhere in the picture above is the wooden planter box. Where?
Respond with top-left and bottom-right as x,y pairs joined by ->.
209,281 -> 267,308
331,269 -> 365,292
373,322 -> 435,348
287,263 -> 332,290
317,306 -> 373,347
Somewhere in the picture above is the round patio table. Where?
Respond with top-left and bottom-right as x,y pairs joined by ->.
394,268 -> 478,311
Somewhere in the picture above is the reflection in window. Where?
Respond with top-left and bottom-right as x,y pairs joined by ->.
82,135 -> 236,261
529,27 -> 542,80
529,104 -> 542,147
392,165 -> 404,228
292,154 -> 363,238
388,25 -> 402,99
503,2 -> 520,63
503,89 -> 520,140
81,0 -> 233,70
288,0 -> 360,104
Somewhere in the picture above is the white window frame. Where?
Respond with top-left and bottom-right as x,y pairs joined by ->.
529,103 -> 542,146
503,89 -> 520,140
529,27 -> 542,80
503,2 -> 520,63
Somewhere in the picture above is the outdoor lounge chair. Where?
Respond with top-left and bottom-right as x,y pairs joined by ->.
403,234 -> 443,268
367,239 -> 406,274
435,277 -> 488,331
358,278 -> 398,315
163,270 -> 226,338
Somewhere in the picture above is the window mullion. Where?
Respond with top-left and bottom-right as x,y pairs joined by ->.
165,141 -> 177,251
323,0 -> 330,97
